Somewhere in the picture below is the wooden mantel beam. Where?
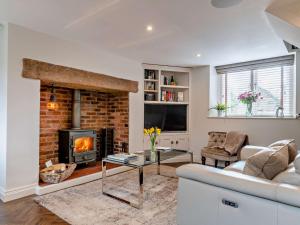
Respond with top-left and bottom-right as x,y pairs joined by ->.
22,58 -> 139,93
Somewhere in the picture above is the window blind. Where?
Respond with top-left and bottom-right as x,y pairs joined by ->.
216,55 -> 295,74
216,55 -> 296,117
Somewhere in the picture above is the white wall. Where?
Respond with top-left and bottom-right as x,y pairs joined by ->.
0,23 -> 8,196
1,23 -> 143,201
190,55 -> 300,156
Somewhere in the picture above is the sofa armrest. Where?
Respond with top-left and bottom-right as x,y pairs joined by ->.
240,145 -> 271,160
176,164 -> 277,200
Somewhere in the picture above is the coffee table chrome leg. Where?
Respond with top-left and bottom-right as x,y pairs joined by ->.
102,160 -> 107,193
138,167 -> 144,208
157,150 -> 161,175
102,163 -> 143,209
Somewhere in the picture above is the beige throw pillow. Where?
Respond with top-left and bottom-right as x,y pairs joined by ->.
243,145 -> 289,180
269,139 -> 297,164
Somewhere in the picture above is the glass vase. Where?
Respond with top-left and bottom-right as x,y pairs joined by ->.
246,102 -> 253,116
150,143 -> 157,162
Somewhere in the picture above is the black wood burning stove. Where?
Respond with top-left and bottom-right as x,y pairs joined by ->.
59,129 -> 97,164
58,90 -> 97,164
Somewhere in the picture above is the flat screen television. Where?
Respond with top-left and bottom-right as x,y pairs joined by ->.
144,105 -> 187,132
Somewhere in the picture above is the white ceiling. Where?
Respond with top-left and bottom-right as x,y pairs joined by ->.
0,0 -> 289,67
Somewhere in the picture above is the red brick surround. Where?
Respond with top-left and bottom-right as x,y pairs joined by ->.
39,84 -> 129,168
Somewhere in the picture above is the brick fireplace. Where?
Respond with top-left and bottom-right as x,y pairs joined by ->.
39,84 -> 129,168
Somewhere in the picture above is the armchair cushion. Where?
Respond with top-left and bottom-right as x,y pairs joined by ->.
207,131 -> 226,148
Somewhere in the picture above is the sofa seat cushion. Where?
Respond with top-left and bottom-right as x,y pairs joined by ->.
243,145 -> 289,180
224,161 -> 246,173
273,164 -> 300,186
202,147 -> 238,161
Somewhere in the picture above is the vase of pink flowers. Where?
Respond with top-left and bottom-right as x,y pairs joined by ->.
238,91 -> 263,116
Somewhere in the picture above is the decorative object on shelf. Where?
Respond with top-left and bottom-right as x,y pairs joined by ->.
40,163 -> 76,184
170,76 -> 176,85
164,76 -> 168,85
209,103 -> 228,117
145,70 -> 156,79
145,82 -> 155,90
47,84 -> 59,111
148,71 -> 156,79
145,93 -> 155,101
238,91 -> 262,116
144,127 -> 161,162
177,92 -> 184,102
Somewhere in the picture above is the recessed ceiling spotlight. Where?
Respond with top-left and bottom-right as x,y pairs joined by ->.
196,53 -> 201,57
211,0 -> 242,8
146,25 -> 153,31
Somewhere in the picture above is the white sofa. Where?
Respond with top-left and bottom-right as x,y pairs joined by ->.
176,146 -> 300,225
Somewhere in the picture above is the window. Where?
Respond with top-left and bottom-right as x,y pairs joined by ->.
216,55 -> 296,117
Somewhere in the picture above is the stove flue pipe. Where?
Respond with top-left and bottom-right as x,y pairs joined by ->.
72,89 -> 81,129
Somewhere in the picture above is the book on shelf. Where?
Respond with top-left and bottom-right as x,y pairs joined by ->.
107,153 -> 137,163
161,90 -> 178,102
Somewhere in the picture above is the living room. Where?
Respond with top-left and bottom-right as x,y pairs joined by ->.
0,0 -> 300,224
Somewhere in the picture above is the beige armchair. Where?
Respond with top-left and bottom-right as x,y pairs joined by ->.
201,131 -> 248,168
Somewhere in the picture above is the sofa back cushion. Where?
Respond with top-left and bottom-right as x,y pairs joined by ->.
269,139 -> 297,164
243,145 -> 289,180
294,154 -> 300,174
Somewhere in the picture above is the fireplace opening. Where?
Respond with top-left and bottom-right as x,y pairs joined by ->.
40,84 -> 129,173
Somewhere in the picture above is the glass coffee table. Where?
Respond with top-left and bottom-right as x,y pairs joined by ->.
102,149 -> 193,209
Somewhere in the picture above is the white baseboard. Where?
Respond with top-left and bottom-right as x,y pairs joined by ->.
0,183 -> 36,202
36,166 -> 131,196
0,166 -> 132,202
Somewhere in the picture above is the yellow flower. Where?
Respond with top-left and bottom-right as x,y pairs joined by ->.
144,129 -> 148,135
156,128 -> 161,135
149,127 -> 155,134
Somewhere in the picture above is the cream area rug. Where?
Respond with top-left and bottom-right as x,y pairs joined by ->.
35,165 -> 178,225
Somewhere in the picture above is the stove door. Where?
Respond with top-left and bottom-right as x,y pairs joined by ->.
73,136 -> 94,153
71,134 -> 97,164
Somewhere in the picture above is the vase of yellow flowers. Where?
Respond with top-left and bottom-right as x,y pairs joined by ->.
144,127 -> 161,162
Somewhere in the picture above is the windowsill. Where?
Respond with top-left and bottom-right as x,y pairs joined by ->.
207,116 -> 299,120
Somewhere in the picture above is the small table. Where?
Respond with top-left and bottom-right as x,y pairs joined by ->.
102,149 -> 193,209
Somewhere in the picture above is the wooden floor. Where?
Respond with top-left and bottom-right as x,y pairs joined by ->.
0,196 -> 69,225
1,162 -> 186,225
